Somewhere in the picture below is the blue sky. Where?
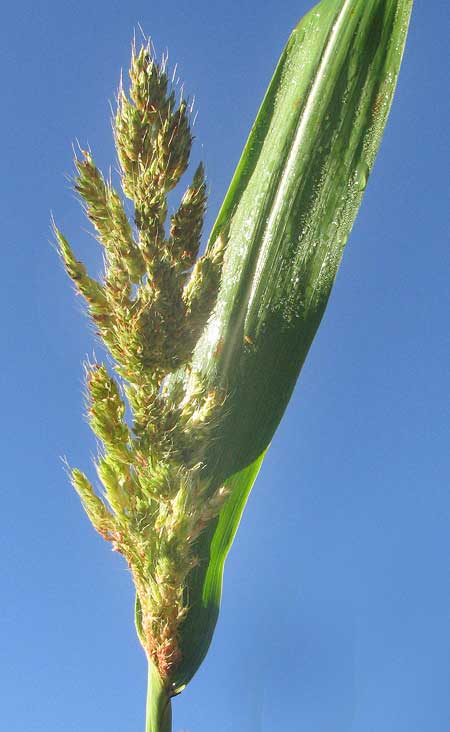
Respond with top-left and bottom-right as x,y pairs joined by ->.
1,1 -> 448,730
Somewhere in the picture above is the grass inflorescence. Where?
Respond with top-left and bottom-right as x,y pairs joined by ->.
56,41 -> 227,681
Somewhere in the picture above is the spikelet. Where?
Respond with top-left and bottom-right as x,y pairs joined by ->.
169,163 -> 206,271
70,468 -> 117,540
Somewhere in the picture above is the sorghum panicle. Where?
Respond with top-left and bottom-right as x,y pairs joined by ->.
56,40 -> 227,682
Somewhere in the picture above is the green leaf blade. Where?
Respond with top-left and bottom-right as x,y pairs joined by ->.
172,0 -> 413,690
190,0 -> 413,484
172,451 -> 266,691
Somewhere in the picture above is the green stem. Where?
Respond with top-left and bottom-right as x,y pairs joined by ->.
146,661 -> 172,732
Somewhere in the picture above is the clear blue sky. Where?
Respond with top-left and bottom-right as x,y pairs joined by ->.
1,2 -> 448,730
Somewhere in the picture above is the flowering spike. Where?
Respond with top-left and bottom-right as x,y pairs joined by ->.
70,468 -> 116,540
74,150 -> 145,288
55,226 -> 110,323
58,40 -> 226,683
169,163 -> 207,270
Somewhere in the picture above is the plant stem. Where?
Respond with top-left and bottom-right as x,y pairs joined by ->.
146,661 -> 172,732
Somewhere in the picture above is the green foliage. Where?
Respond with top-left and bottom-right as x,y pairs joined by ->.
170,0 -> 414,692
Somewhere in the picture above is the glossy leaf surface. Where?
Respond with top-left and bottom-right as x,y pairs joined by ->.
166,0 -> 412,691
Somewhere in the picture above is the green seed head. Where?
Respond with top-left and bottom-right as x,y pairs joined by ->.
56,40 -> 227,681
